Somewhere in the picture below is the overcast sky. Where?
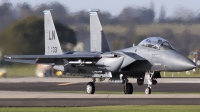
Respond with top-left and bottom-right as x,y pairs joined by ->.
8,0 -> 200,18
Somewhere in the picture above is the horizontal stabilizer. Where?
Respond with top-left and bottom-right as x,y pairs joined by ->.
5,59 -> 54,65
4,59 -> 36,64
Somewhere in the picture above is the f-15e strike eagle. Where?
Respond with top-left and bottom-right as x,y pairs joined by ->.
5,9 -> 196,94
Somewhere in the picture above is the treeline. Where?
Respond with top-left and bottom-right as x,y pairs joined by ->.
0,16 -> 76,56
0,1 -> 200,56
0,2 -> 155,31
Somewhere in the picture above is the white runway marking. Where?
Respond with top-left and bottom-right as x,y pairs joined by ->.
57,82 -> 76,86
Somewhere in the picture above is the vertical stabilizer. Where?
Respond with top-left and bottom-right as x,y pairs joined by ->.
43,10 -> 62,55
89,9 -> 110,52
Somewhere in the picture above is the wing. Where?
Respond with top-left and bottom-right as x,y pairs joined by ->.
4,53 -> 102,65
5,54 -> 101,59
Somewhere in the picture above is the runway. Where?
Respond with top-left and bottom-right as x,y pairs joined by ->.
0,77 -> 200,106
0,77 -> 200,83
0,82 -> 200,93
1,98 -> 200,106
0,91 -> 200,106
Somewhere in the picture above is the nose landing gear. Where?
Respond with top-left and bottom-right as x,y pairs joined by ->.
144,71 -> 157,94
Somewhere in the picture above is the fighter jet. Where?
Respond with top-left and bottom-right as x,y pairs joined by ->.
4,9 -> 196,94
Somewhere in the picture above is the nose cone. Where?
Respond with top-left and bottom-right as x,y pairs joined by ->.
171,54 -> 196,71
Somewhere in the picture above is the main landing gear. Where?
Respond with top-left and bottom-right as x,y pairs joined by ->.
86,77 -> 134,94
85,73 -> 157,94
86,78 -> 96,94
86,82 -> 95,94
124,79 -> 133,94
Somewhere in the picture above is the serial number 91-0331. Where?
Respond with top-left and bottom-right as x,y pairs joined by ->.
48,46 -> 57,53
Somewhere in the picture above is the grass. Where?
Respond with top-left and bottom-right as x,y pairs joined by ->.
160,71 -> 200,77
0,105 -> 200,112
1,65 -> 36,77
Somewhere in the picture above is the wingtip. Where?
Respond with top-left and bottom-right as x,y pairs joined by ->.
43,9 -> 53,14
88,9 -> 100,12
4,55 -> 11,59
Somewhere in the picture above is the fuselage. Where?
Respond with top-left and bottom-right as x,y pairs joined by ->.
119,45 -> 195,72
55,37 -> 196,78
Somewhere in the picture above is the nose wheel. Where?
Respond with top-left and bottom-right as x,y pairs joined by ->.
145,87 -> 151,94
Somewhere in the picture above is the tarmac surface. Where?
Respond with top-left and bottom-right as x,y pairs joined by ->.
0,82 -> 200,93
0,77 -> 200,83
0,77 -> 200,106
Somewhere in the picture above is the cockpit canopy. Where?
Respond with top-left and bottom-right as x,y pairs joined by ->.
138,37 -> 174,50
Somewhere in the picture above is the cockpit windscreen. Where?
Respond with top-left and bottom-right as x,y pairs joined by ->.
138,37 -> 174,50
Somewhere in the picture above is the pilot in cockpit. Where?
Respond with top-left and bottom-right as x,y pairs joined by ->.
138,37 -> 174,50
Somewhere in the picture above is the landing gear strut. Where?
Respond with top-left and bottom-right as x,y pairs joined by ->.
86,78 -> 96,94
144,71 -> 157,94
124,79 -> 133,94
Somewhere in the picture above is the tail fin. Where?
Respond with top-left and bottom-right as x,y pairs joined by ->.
43,10 -> 62,55
89,9 -> 110,52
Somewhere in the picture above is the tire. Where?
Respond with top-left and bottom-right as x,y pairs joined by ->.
86,82 -> 95,94
124,83 -> 133,94
152,80 -> 157,85
145,87 -> 151,94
